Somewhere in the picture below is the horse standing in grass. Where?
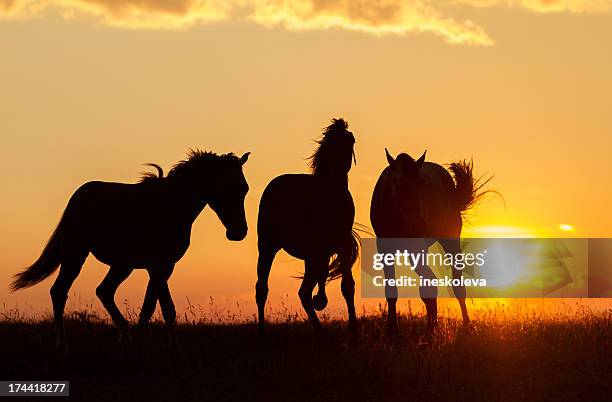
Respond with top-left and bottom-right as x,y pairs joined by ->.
256,118 -> 359,336
371,149 -> 490,335
11,150 -> 250,349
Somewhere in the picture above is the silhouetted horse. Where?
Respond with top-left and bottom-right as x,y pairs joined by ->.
256,118 -> 359,336
371,149 -> 489,335
11,150 -> 250,349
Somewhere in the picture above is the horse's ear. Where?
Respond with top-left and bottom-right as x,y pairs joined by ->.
240,152 -> 250,165
415,150 -> 426,170
385,148 -> 395,166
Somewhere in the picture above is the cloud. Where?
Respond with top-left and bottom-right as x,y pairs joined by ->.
248,0 -> 493,45
58,0 -> 233,28
1,0 -> 233,26
452,0 -> 612,13
1,0 -> 610,44
0,0 -> 43,18
0,0 -> 493,45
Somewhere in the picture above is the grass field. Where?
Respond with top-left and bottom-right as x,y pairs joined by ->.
1,304 -> 611,402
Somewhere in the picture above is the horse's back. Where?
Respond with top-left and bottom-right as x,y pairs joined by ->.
64,180 -> 188,265
258,174 -> 313,228
68,181 -> 159,222
258,173 -> 354,258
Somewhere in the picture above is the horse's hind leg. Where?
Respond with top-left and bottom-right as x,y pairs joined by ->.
414,262 -> 439,335
312,268 -> 328,311
96,265 -> 133,341
439,238 -> 470,324
50,251 -> 87,350
341,269 -> 358,336
379,239 -> 399,335
255,244 -> 278,335
384,261 -> 398,334
300,256 -> 326,333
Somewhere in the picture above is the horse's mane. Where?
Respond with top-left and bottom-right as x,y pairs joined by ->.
139,150 -> 239,183
139,163 -> 164,183
309,118 -> 352,176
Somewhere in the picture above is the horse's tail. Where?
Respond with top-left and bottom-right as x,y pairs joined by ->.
448,158 -> 494,214
11,213 -> 66,291
328,228 -> 360,282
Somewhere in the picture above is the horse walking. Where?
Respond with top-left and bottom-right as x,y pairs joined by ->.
256,118 -> 359,336
11,150 -> 250,349
371,149 -> 489,335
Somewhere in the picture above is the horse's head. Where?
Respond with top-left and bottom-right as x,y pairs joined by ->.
207,152 -> 250,241
310,118 -> 356,177
386,148 -> 426,180
385,149 -> 428,231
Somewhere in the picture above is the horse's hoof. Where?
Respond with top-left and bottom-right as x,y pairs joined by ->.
387,320 -> 398,335
418,334 -> 433,348
119,330 -> 134,345
55,337 -> 68,352
257,326 -> 267,341
312,327 -> 327,346
168,337 -> 182,353
312,294 -> 328,311
347,323 -> 360,345
348,320 -> 360,335
311,320 -> 324,337
138,328 -> 153,345
459,320 -> 474,335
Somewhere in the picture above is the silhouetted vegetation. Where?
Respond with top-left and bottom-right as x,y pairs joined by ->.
1,305 -> 610,402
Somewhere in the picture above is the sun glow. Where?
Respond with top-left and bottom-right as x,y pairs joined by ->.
558,223 -> 575,232
463,225 -> 538,238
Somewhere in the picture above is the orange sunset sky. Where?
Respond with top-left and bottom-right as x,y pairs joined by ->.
1,0 -> 611,318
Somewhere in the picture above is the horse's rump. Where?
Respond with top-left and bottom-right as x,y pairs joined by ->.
371,158 -> 490,238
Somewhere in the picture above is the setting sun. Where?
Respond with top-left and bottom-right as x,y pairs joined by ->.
559,223 -> 576,232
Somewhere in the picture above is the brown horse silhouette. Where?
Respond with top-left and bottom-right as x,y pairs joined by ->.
371,149 -> 490,335
256,118 -> 359,336
12,150 -> 250,349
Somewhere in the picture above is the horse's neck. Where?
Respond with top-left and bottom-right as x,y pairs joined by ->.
167,181 -> 209,223
316,173 -> 349,191
381,175 -> 428,235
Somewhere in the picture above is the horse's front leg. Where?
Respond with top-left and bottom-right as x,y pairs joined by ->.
256,245 -> 278,338
300,257 -> 326,333
312,267 -> 329,312
151,263 -> 178,348
158,281 -> 178,349
341,269 -> 358,338
138,275 -> 158,328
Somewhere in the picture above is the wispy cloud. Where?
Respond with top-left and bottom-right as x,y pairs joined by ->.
452,0 -> 612,13
1,0 -> 610,44
0,0 -> 493,45
248,0 -> 493,45
0,0 -> 41,18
